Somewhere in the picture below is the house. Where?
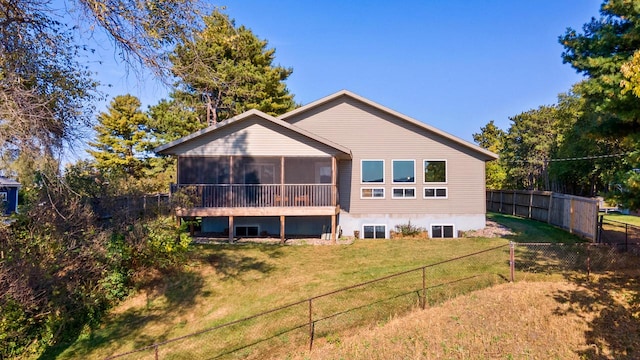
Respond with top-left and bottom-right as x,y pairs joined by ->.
0,177 -> 20,216
155,90 -> 498,242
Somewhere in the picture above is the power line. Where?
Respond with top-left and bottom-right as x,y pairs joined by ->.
547,152 -> 632,162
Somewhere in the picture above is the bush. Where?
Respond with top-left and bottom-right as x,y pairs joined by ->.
394,221 -> 427,238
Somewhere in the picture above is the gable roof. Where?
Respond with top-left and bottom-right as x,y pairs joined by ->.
278,90 -> 498,160
0,176 -> 20,187
154,109 -> 352,157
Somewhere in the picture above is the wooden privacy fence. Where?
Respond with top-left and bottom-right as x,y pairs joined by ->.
487,190 -> 599,241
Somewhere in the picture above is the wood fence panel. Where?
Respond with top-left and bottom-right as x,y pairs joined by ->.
487,190 -> 598,241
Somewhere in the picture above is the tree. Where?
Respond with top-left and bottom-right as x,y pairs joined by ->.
500,105 -> 562,190
0,0 -> 204,177
88,95 -> 150,178
170,10 -> 295,125
473,120 -> 507,189
560,0 -> 640,207
560,0 -> 640,137
0,0 -> 98,173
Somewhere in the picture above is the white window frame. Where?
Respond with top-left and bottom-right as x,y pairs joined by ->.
360,187 -> 385,199
362,224 -> 387,239
423,187 -> 448,199
361,159 -> 385,184
423,159 -> 448,184
392,187 -> 417,199
430,224 -> 456,238
392,159 -> 416,184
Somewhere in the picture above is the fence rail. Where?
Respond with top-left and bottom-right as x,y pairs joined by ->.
487,190 -> 599,240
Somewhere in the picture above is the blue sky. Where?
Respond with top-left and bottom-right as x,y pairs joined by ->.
95,0 -> 604,143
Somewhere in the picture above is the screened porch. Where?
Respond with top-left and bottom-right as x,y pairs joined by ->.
171,156 -> 338,210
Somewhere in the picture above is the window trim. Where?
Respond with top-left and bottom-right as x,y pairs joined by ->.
423,187 -> 448,199
362,224 -> 387,239
360,159 -> 385,184
423,159 -> 448,184
360,187 -> 385,199
430,224 -> 456,238
392,159 -> 416,184
392,187 -> 417,199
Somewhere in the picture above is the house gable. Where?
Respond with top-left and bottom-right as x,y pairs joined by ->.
279,90 -> 497,162
155,110 -> 351,159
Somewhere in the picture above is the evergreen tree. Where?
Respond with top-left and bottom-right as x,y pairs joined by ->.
170,10 -> 295,125
473,120 -> 507,189
88,95 -> 150,178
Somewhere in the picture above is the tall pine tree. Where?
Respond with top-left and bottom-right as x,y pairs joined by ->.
169,10 -> 295,125
88,95 -> 150,178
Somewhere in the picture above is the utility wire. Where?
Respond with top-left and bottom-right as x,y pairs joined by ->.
547,152 -> 632,162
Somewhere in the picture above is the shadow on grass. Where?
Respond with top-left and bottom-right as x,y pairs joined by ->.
488,212 -> 584,243
554,272 -> 640,359
48,244 -> 282,359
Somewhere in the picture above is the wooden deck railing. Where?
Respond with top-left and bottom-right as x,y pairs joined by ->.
170,184 -> 337,208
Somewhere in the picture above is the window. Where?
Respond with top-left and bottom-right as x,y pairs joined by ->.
361,187 -> 385,199
392,160 -> 415,183
431,225 -> 455,238
392,187 -> 416,199
235,225 -> 259,237
423,187 -> 447,199
363,225 -> 386,239
0,192 -> 6,202
424,160 -> 447,183
361,160 -> 384,183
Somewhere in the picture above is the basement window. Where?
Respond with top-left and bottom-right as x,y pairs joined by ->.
235,225 -> 259,237
363,225 -> 386,239
431,225 -> 455,238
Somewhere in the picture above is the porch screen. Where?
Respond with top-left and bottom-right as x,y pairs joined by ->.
284,157 -> 332,184
234,157 -> 281,184
178,157 -> 230,184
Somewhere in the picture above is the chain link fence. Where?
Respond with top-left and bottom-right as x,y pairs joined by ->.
105,240 -> 640,359
598,217 -> 640,255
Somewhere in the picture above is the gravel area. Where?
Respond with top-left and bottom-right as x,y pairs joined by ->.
462,220 -> 515,238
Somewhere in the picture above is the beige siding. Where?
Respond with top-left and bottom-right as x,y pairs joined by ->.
287,96 -> 487,216
168,115 -> 340,157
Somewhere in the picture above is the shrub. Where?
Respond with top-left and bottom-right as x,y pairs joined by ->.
394,221 -> 426,237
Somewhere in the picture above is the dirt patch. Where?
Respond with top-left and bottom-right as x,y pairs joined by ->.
463,219 -> 515,238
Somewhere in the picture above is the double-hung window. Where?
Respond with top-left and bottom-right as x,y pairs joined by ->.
423,160 -> 447,199
361,160 -> 385,199
392,160 -> 415,199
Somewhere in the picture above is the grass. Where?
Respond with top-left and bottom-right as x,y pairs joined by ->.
54,214 -> 614,359
603,213 -> 640,226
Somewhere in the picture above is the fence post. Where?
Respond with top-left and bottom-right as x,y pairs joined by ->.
421,267 -> 426,310
597,215 -> 604,243
308,299 -> 314,351
626,223 -> 629,252
509,242 -> 515,282
155,344 -> 159,360
547,193 -> 553,224
586,245 -> 591,280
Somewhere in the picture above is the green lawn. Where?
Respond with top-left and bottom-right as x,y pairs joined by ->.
603,212 -> 640,226
54,214 -> 582,360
